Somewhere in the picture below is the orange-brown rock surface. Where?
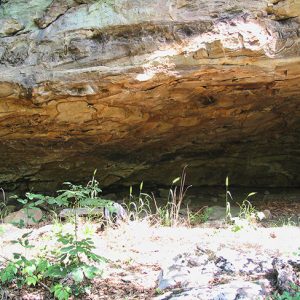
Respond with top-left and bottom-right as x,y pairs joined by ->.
0,0 -> 299,192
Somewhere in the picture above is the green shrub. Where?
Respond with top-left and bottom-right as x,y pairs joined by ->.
0,215 -> 105,299
153,166 -> 191,226
188,207 -> 213,226
124,181 -> 153,222
225,177 -> 257,230
0,172 -> 111,299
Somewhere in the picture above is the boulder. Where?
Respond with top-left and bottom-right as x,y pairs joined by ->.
155,281 -> 267,300
272,258 -> 300,293
156,246 -> 300,299
59,207 -> 102,218
207,206 -> 240,221
4,208 -> 43,226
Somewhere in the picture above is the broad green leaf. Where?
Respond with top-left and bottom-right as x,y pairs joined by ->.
26,275 -> 38,286
45,265 -> 67,278
52,284 -> 71,300
57,289 -> 70,300
26,193 -> 37,200
75,245 -> 86,253
59,237 -> 71,245
37,260 -> 50,273
17,199 -> 28,204
23,264 -> 36,276
85,238 -> 93,244
88,252 -> 107,262
0,263 -> 18,283
21,256 -> 30,264
58,253 -> 67,262
82,265 -> 100,279
60,246 -> 75,253
25,193 -> 46,201
69,249 -> 78,256
13,253 -> 21,259
33,199 -> 44,206
72,267 -> 84,282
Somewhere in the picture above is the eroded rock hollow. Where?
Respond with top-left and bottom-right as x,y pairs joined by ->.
0,0 -> 299,192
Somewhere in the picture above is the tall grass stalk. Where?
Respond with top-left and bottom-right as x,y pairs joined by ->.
225,176 -> 233,223
168,165 -> 192,226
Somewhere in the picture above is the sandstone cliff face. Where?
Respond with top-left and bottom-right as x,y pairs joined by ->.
0,0 -> 299,192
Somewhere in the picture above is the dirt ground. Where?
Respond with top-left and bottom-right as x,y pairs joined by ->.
1,188 -> 300,299
1,210 -> 300,299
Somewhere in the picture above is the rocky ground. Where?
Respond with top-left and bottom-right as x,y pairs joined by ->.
0,196 -> 300,300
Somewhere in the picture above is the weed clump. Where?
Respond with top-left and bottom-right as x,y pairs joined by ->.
0,171 -> 115,299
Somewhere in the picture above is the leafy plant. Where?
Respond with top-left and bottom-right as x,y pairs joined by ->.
0,172 -> 110,299
224,177 -> 257,228
10,192 -> 60,227
0,218 -> 105,299
271,217 -> 298,228
293,247 -> 300,257
225,177 -> 232,223
0,187 -> 9,221
155,287 -> 164,295
152,166 -> 191,226
124,182 -> 152,221
45,231 -> 105,298
12,170 -> 118,227
153,202 -> 172,226
51,284 -> 72,300
238,194 -> 257,221
43,172 -> 109,297
167,166 -> 192,226
0,231 -> 50,289
270,283 -> 300,300
187,206 -> 213,226
124,167 -> 191,227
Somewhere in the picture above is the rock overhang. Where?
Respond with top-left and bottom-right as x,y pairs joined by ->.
0,0 -> 299,192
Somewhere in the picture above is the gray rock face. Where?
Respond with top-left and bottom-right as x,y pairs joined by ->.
0,0 -> 299,192
156,281 -> 267,300
156,246 -> 300,300
158,250 -> 217,290
272,258 -> 300,293
0,18 -> 24,37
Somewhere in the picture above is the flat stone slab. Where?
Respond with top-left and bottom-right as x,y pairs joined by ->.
155,280 -> 267,300
59,208 -> 102,218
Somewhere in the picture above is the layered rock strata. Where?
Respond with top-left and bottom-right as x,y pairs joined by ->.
0,0 -> 299,192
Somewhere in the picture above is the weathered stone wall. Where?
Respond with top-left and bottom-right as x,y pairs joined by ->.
0,0 -> 299,192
